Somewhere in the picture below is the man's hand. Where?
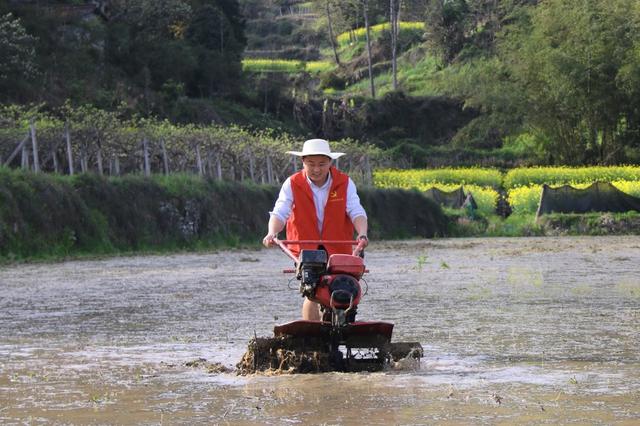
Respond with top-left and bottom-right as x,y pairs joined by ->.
357,234 -> 369,248
262,233 -> 278,248
264,216 -> 285,248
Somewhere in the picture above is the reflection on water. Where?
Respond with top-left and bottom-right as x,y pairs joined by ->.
1,236 -> 639,424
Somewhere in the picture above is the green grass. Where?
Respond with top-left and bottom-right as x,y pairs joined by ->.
443,210 -> 640,238
537,211 -> 640,236
328,47 -> 442,98
328,38 -> 367,63
152,173 -> 209,198
398,53 -> 442,96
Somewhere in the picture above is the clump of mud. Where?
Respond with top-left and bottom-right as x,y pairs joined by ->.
236,337 -> 332,375
185,358 -> 231,374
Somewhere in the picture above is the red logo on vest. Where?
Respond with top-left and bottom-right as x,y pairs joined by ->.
329,190 -> 344,202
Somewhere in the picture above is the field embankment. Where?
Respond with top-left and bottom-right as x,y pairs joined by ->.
0,168 -> 446,263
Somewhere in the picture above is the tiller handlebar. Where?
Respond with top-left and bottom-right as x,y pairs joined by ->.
273,238 -> 366,262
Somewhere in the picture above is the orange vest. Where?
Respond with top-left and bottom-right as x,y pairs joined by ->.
286,167 -> 355,258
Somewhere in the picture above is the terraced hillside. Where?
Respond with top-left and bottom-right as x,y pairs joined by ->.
241,0 -> 323,61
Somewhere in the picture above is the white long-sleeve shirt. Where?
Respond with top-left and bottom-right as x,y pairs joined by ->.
270,173 -> 367,234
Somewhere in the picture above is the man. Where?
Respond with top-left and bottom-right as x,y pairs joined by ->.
262,139 -> 369,321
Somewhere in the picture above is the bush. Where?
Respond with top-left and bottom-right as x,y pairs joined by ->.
0,168 -> 110,258
359,187 -> 447,239
319,70 -> 347,90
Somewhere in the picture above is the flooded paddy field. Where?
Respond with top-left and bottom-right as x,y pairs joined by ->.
1,236 -> 639,424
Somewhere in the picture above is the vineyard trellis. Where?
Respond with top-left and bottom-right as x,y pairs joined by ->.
0,104 -> 386,186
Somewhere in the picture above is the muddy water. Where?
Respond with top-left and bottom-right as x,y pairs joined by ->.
1,236 -> 639,424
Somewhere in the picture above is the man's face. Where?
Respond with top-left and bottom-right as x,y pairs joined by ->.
302,155 -> 332,185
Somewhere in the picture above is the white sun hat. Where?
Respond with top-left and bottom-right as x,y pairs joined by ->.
286,139 -> 345,160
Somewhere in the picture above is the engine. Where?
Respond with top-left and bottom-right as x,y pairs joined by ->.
297,250 -> 365,316
296,249 -> 328,296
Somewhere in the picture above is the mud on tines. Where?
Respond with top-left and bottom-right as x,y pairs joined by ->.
236,323 -> 423,374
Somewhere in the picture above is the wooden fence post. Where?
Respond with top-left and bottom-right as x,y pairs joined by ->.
22,145 -> 29,169
215,153 -> 222,180
80,146 -> 88,173
96,145 -> 104,176
52,149 -> 59,174
207,149 -> 214,177
29,120 -> 40,173
266,155 -> 274,184
114,156 -> 120,176
143,138 -> 151,177
3,134 -> 29,167
160,139 -> 169,175
248,150 -> 255,182
65,122 -> 74,175
195,144 -> 204,176
363,154 -> 372,186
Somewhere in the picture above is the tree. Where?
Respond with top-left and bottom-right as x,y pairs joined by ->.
500,0 -> 640,163
389,0 -> 400,90
424,0 -> 534,63
0,13 -> 37,98
324,0 -> 341,66
105,0 -> 246,101
424,0 -> 469,63
432,0 -> 640,163
186,0 -> 247,97
105,0 -> 194,94
362,0 -> 376,98
443,0 -> 640,164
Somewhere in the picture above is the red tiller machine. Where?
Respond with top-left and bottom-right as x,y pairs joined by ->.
268,238 -> 423,372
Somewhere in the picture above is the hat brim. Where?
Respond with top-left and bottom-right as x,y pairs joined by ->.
286,151 -> 345,160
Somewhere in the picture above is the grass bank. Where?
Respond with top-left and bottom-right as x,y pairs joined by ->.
0,168 -> 446,263
447,211 -> 640,237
